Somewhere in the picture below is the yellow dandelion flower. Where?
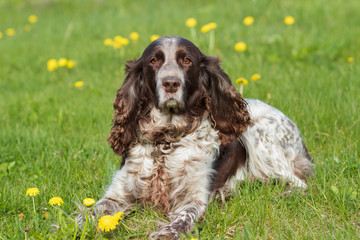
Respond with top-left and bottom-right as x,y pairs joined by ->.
28,15 -> 38,24
200,25 -> 210,33
18,213 -> 25,220
189,238 -> 198,240
49,197 -> 64,206
186,18 -> 197,28
6,28 -> 16,36
150,34 -> 160,42
347,57 -> 354,63
113,212 -> 124,222
58,58 -> 68,67
121,37 -> 129,45
47,59 -> 58,72
266,92 -> 272,100
74,81 -> 84,88
284,16 -> 295,25
83,198 -> 95,207
104,38 -> 113,46
234,42 -> 247,52
112,41 -> 122,49
200,22 -> 217,33
67,60 -> 76,69
243,16 -> 254,26
130,32 -> 140,42
98,215 -> 118,232
0,32 -> 3,39
114,36 -> 129,46
208,22 -> 217,29
235,77 -> 248,86
251,73 -> 261,81
114,35 -> 123,42
24,25 -> 31,31
26,187 -> 40,196
43,212 -> 50,218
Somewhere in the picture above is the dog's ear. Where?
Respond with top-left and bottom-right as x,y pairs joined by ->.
200,55 -> 252,145
107,58 -> 146,156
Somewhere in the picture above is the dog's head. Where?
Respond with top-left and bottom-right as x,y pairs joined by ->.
108,37 -> 251,156
140,37 -> 205,114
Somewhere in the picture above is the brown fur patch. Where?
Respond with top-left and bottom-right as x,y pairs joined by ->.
142,147 -> 171,213
200,56 -> 253,145
139,113 -> 204,145
293,155 -> 314,181
212,140 -> 247,190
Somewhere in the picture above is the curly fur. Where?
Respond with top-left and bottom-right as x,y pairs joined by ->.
107,37 -> 252,157
200,55 -> 252,145
79,37 -> 313,239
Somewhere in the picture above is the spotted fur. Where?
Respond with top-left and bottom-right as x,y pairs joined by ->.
78,37 -> 313,239
220,99 -> 313,195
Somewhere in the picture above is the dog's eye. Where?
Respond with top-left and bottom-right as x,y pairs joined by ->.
150,58 -> 158,64
184,58 -> 191,64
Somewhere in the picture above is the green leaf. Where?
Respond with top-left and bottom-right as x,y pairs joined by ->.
330,185 -> 339,195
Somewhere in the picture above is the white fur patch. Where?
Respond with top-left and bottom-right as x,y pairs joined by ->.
224,99 -> 312,191
156,38 -> 186,111
102,108 -> 221,213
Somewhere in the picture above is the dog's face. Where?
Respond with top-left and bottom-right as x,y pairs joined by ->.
108,37 -> 252,156
141,37 -> 203,114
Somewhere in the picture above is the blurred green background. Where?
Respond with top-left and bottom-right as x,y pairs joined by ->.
1,0 -> 359,239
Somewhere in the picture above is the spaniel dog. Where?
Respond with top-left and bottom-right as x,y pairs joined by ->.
79,37 -> 313,239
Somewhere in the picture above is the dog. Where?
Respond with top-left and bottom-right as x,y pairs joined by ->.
79,37 -> 313,239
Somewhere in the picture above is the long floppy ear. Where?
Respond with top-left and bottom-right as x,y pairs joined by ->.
200,56 -> 252,145
107,58 -> 146,156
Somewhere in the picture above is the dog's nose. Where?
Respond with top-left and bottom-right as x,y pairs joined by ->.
162,77 -> 181,93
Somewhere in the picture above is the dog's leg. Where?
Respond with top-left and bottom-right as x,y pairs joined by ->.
77,169 -> 134,228
150,201 -> 207,240
240,99 -> 313,191
77,143 -> 156,228
96,171 -> 134,214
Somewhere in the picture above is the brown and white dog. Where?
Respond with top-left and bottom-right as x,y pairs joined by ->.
79,37 -> 313,239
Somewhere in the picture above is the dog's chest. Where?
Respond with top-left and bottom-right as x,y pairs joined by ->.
123,119 -> 221,211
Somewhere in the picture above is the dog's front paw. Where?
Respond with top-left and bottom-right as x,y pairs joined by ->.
150,225 -> 181,240
76,212 -> 96,230
76,213 -> 85,230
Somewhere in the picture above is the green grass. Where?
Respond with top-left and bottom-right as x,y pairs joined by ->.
1,0 -> 359,239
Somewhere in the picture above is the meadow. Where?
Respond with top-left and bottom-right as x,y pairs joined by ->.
1,0 -> 359,239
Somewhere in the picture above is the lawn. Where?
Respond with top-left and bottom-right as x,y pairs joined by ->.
0,0 -> 359,239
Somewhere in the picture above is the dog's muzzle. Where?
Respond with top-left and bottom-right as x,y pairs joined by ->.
162,77 -> 181,93
164,99 -> 181,113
